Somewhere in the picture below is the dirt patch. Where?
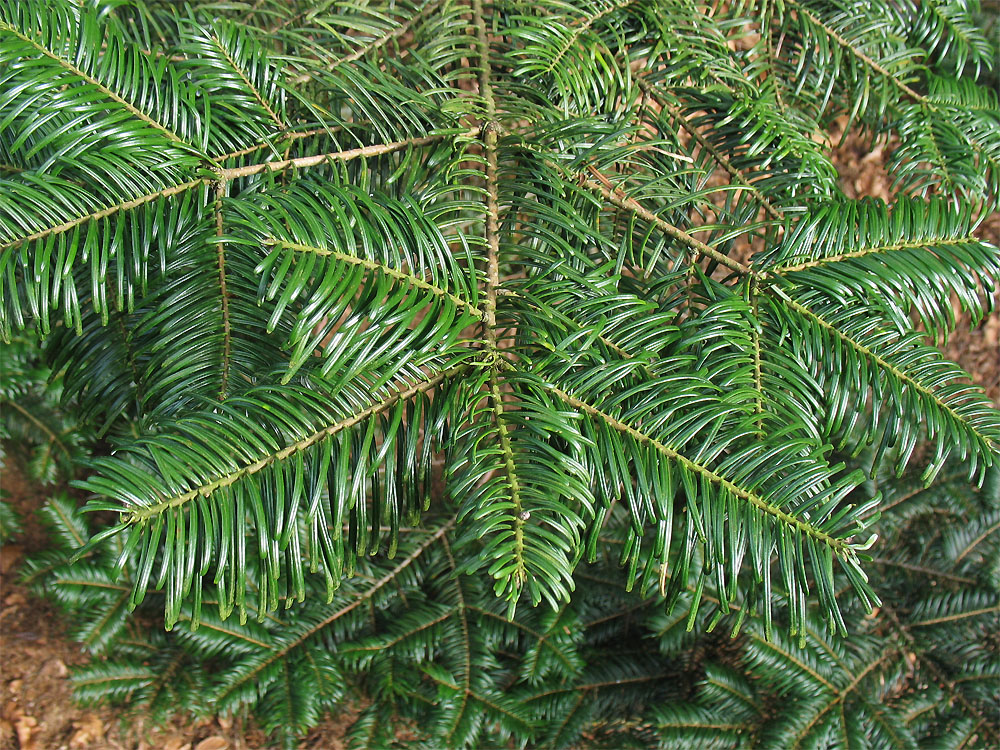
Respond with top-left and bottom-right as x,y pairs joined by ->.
0,463 -> 101,750
829,116 -> 898,203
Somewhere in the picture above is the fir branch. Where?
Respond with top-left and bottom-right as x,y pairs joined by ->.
547,386 -> 853,553
909,605 -> 1000,628
1,398 -> 71,460
783,0 -> 929,107
264,239 -> 484,320
953,517 -> 1000,564
206,30 -> 286,130
473,0 -> 529,583
215,129 -> 479,180
215,518 -> 453,704
0,179 -> 205,251
580,170 -> 757,277
541,0 -> 639,77
6,4 -> 1000,744
773,235 -> 980,273
777,293 -> 999,452
1,131 -> 476,251
214,180 -> 231,401
638,79 -> 782,221
128,366 -> 466,521
0,22 -> 193,147
787,651 -> 894,749
328,0 -> 445,69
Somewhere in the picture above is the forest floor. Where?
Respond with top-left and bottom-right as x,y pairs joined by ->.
1,130 -> 998,750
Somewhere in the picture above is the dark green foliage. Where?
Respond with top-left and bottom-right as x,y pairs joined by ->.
0,490 -> 19,542
1,0 -> 1000,746
25,500 -> 666,749
657,464 -> 1000,749
25,461 -> 999,748
0,335 -> 89,482
2,0 -> 998,629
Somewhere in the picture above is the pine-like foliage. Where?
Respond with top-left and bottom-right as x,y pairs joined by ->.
25,459 -> 999,748
656,463 -> 1000,750
25,497 -> 664,748
1,0 -> 1000,744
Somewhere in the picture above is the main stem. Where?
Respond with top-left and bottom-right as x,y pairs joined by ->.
472,0 -> 527,577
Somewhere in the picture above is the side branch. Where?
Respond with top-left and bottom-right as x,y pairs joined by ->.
788,652 -> 893,747
1,131 -> 478,251
214,180 -> 231,400
910,605 -> 1000,628
471,0 -> 529,573
636,79 -> 782,221
1,399 -> 71,458
329,0 -> 445,69
546,386 -> 851,553
215,518 -> 455,704
288,0 -> 446,84
580,170 -> 757,277
778,294 -> 999,452
954,518 -> 1000,564
881,604 -> 1000,745
218,129 -> 479,179
0,22 -> 193,147
265,239 -> 485,320
772,235 -> 980,274
784,1 -> 994,177
747,631 -> 837,691
207,31 -> 286,129
542,0 -> 639,76
129,366 -> 467,521
784,0 -> 930,107
213,126 -> 341,162
0,179 -> 206,251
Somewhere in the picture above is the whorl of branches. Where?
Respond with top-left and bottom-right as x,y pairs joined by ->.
0,0 -> 998,690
